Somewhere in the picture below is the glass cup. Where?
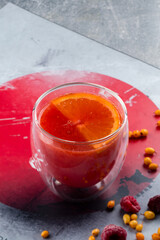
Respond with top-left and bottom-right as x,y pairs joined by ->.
31,82 -> 128,201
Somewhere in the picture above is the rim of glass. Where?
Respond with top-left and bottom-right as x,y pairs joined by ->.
33,82 -> 127,145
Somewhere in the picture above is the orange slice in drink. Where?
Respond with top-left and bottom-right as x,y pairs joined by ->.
51,92 -> 121,141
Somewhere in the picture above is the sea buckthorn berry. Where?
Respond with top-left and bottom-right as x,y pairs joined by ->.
157,227 -> 160,235
133,130 -> 141,138
101,224 -> 127,240
157,121 -> 160,127
129,131 -> 133,138
129,220 -> 138,229
130,213 -> 138,220
145,147 -> 155,155
136,224 -> 143,232
107,200 -> 115,209
120,195 -> 141,213
41,230 -> 49,238
88,236 -> 95,240
155,109 -> 160,116
144,211 -> 155,220
144,157 -> 152,166
123,214 -> 130,224
136,232 -> 145,240
140,129 -> 148,137
152,233 -> 160,240
92,228 -> 100,237
149,163 -> 158,171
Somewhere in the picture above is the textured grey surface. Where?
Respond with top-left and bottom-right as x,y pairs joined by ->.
1,0 -> 160,68
1,3 -> 160,107
0,3 -> 160,240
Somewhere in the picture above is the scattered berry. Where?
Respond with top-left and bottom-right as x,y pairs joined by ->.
136,224 -> 143,232
107,200 -> 115,209
148,163 -> 158,171
130,213 -> 138,220
136,232 -> 145,240
145,147 -> 155,155
41,230 -> 49,238
123,214 -> 130,225
133,130 -> 141,138
157,121 -> 160,127
144,211 -> 155,220
88,236 -> 95,240
129,131 -> 133,138
152,233 -> 160,240
155,109 -> 160,116
120,195 -> 141,213
144,157 -> 152,166
140,129 -> 148,137
129,220 -> 138,229
92,228 -> 100,237
101,224 -> 127,240
148,195 -> 160,214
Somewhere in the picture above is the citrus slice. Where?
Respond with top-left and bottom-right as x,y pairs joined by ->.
50,92 -> 121,141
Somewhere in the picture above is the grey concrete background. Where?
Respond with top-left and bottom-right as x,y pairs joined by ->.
1,0 -> 160,69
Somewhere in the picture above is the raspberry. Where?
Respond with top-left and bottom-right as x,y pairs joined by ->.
148,195 -> 160,214
101,224 -> 127,240
120,195 -> 141,213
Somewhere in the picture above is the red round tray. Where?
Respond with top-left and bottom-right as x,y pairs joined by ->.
0,71 -> 159,210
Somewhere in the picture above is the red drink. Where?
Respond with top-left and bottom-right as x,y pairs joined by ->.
40,92 -> 121,142
31,83 -> 128,199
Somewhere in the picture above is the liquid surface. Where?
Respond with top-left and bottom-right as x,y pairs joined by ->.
40,92 -> 121,142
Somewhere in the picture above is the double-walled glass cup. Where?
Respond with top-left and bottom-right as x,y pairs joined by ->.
31,82 -> 128,201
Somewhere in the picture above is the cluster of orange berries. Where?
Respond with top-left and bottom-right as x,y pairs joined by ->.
123,211 -> 156,240
129,109 -> 160,140
88,228 -> 100,240
129,112 -> 159,172
123,213 -> 143,239
144,147 -> 158,171
129,135 -> 158,171
129,129 -> 148,139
